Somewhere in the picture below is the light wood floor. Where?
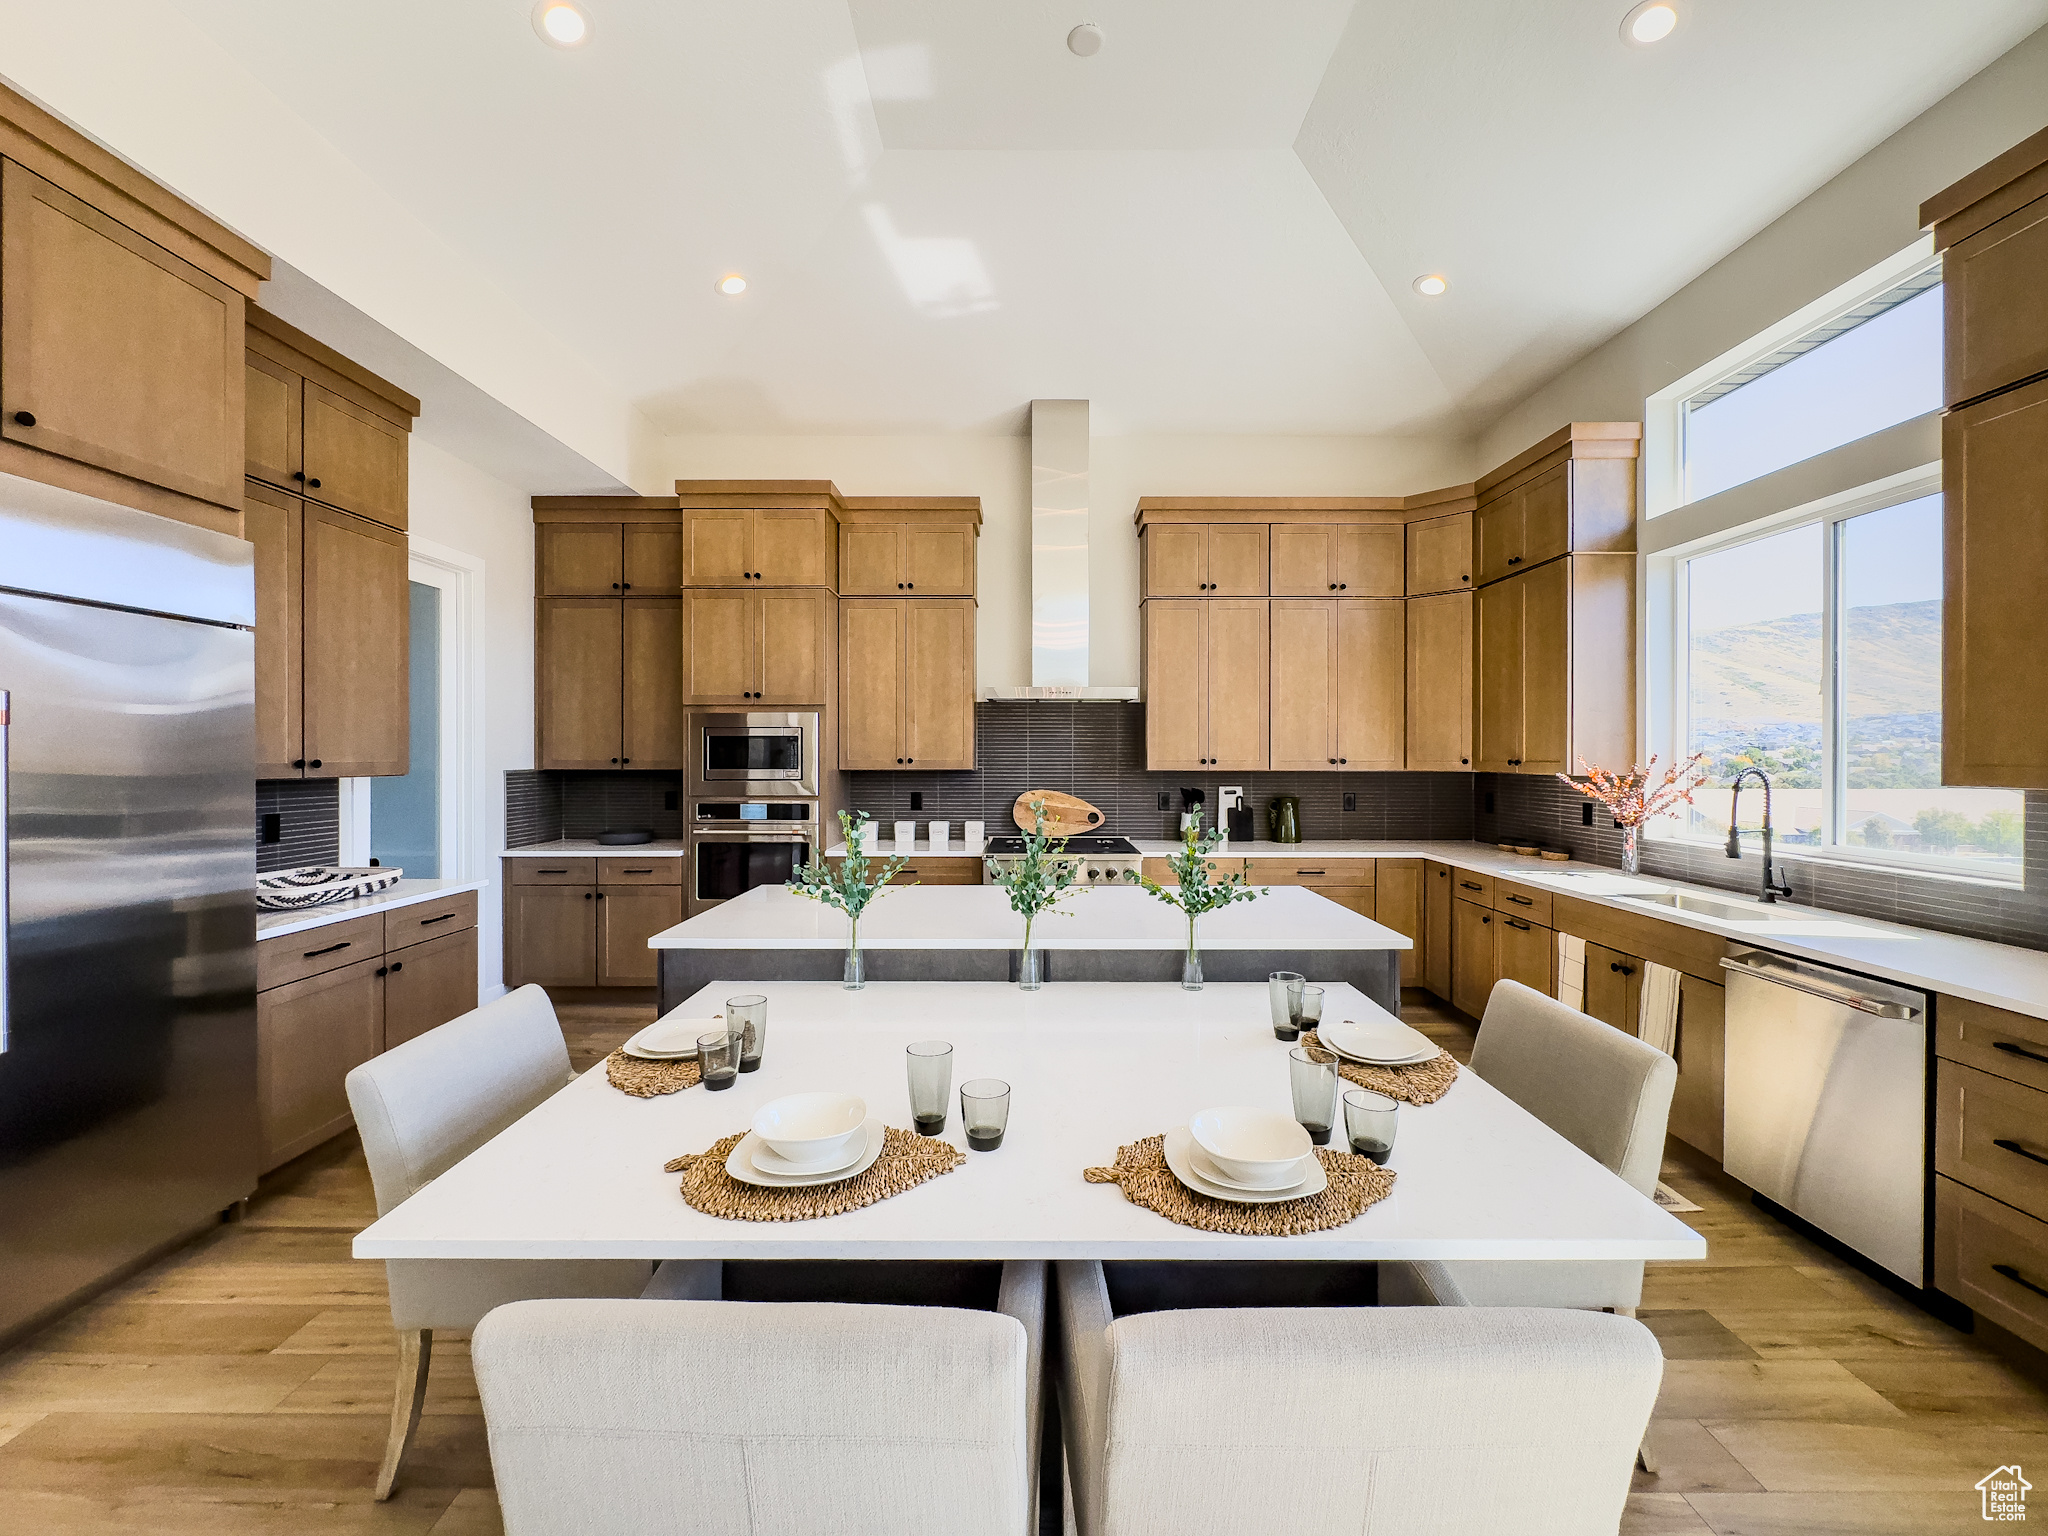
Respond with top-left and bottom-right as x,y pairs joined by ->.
0,994 -> 2040,1534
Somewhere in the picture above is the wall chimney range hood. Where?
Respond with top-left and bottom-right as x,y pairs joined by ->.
982,398 -> 1139,702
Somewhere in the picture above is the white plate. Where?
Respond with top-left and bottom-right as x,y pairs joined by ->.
1327,1043 -> 1439,1067
750,1133 -> 866,1177
1163,1126 -> 1327,1205
1187,1141 -> 1309,1195
625,1015 -> 722,1060
726,1119 -> 885,1188
1318,1013 -> 1437,1065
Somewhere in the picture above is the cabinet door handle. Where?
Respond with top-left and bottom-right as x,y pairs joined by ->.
419,913 -> 456,926
292,471 -> 305,482
1995,1138 -> 2048,1169
596,893 -> 606,901
303,941 -> 352,958
1460,881 -> 1482,891
1611,962 -> 1624,972
1994,1041 -> 2048,1066
1339,757 -> 1347,764
11,410 -> 34,427
1295,870 -> 1327,876
1328,758 -> 1337,765
584,892 -> 594,900
621,758 -> 631,765
388,961 -> 402,972
376,966 -> 388,977
309,759 -> 322,769
1507,555 -> 1522,565
1480,914 -> 1491,924
292,758 -> 305,769
621,582 -> 631,591
622,868 -> 653,874
538,868 -> 568,874
1506,918 -> 1532,931
1461,757 -> 1470,765
1504,894 -> 1532,905
1994,1263 -> 2048,1300
307,477 -> 322,489
906,582 -> 914,589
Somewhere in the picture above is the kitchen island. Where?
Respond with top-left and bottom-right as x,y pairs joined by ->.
650,883 -> 1411,1015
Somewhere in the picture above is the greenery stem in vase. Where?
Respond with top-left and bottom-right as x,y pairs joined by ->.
1557,754 -> 1708,877
1138,825 -> 1267,990
985,798 -> 1089,990
785,810 -> 911,988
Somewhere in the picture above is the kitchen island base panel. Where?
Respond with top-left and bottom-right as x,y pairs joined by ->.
658,947 -> 1397,1017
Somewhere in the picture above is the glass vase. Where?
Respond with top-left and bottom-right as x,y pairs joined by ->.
1017,948 -> 1046,991
1620,824 -> 1640,877
843,943 -> 865,990
1182,918 -> 1203,991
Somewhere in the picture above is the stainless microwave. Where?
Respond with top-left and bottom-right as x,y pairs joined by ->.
688,711 -> 820,798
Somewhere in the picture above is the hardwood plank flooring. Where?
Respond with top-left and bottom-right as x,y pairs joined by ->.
0,992 -> 2042,1534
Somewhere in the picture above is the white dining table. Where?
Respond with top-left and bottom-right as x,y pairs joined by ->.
352,982 -> 1706,1263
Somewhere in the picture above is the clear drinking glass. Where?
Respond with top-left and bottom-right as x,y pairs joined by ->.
906,1041 -> 954,1137
1288,1045 -> 1340,1146
960,1079 -> 1010,1151
726,994 -> 768,1072
1269,972 -> 1305,1040
1297,985 -> 1325,1036
697,1028 -> 739,1091
1344,1088 -> 1399,1163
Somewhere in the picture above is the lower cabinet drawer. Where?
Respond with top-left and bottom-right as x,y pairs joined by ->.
256,912 -> 385,991
1494,879 -> 1553,926
382,889 -> 478,950
598,857 -> 684,885
1937,1175 -> 2048,1353
510,857 -> 598,885
1449,869 -> 1495,908
384,926 -> 480,1052
1140,857 -> 1247,885
891,859 -> 983,886
257,954 -> 384,1173
1937,1060 -> 2048,1225
1939,993 -> 2048,1096
1246,857 -> 1373,887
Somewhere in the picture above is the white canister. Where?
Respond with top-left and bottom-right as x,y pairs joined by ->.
964,819 -> 985,852
859,820 -> 880,852
928,820 -> 951,851
894,820 -> 918,850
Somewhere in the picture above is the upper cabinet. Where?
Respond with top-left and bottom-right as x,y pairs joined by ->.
1270,523 -> 1404,597
0,85 -> 270,535
838,598 -> 977,770
533,511 -> 689,596
1406,590 -> 1473,771
682,588 -> 832,707
1474,554 -> 1634,776
1473,424 -> 1638,588
1923,129 -> 2048,788
836,497 -> 981,596
1269,599 -> 1405,771
1139,519 -> 1270,596
245,306 -> 418,533
1406,511 -> 1474,596
1142,599 -> 1270,770
675,482 -> 839,587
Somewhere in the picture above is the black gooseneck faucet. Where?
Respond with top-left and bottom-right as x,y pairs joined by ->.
1726,767 -> 1793,903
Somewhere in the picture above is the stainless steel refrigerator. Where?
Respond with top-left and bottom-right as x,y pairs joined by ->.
0,473 -> 257,1343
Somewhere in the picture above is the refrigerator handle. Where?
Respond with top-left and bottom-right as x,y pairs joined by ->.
0,688 -> 8,1054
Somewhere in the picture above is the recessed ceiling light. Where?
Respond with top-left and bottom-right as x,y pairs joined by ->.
1413,274 -> 1448,297
718,275 -> 748,296
532,1 -> 591,47
1067,23 -> 1104,57
1620,2 -> 1678,44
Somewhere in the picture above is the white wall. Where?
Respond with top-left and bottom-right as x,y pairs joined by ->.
1478,25 -> 2048,468
407,440 -> 537,997
662,432 -> 1472,690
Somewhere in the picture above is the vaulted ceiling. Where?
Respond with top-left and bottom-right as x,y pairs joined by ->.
167,0 -> 2047,440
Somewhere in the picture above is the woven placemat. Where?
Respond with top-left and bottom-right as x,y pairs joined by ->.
1084,1134 -> 1394,1236
1300,1031 -> 1460,1106
605,1049 -> 703,1097
664,1127 -> 965,1222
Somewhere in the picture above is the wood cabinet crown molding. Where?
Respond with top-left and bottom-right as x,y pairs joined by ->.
1474,422 -> 1641,501
839,495 -> 983,525
673,478 -> 847,515
247,305 -> 420,423
1922,124 -> 2048,248
1133,482 -> 1476,528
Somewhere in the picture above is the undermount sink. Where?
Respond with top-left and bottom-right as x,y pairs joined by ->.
1619,891 -> 1821,923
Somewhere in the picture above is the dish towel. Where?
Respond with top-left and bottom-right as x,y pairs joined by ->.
1638,962 -> 1682,1058
1556,933 -> 1587,1010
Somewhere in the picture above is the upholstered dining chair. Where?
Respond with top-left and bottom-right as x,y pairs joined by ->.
473,1290 -> 1039,1536
1053,1257 -> 1661,1536
345,984 -> 652,1500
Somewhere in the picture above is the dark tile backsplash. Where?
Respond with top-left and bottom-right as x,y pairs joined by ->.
1474,772 -> 2048,952
255,778 -> 340,872
842,703 -> 1475,843
505,768 -> 684,845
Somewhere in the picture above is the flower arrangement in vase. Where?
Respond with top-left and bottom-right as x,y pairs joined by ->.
1137,824 -> 1267,989
984,798 -> 1088,989
785,810 -> 911,988
1556,753 -> 1709,875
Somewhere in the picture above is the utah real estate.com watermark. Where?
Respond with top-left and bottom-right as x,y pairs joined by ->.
1981,1465 -> 2031,1522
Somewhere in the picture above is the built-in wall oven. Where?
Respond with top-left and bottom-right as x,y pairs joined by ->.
688,711 -> 820,800
689,798 -> 819,916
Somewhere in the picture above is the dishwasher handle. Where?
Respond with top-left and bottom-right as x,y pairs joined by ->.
1718,951 -> 1921,1020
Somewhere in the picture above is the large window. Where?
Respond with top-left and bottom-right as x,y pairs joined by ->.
1678,493 -> 2023,876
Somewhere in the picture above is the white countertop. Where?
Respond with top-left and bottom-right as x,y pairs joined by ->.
256,877 -> 487,940
649,883 -> 1412,952
503,840 -> 690,857
353,981 -> 1702,1262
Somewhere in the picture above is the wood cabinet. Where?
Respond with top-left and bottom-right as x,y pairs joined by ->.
682,588 -> 831,706
1936,1175 -> 2048,1356
1405,590 -> 1472,770
1142,599 -> 1269,770
1269,599 -> 1403,770
1924,126 -> 2048,411
1473,554 -> 1633,775
1496,912 -> 1555,995
837,521 -> 977,596
1270,524 -> 1403,597
1583,943 -> 1643,1035
254,894 -> 478,1171
502,858 -> 683,989
244,307 -> 416,532
535,596 -> 686,770
682,506 -> 835,587
838,598 -> 976,769
1423,861 -> 1454,999
1141,523 -> 1270,597
250,481 -> 409,779
1377,858 -> 1424,987
537,524 -> 687,596
1406,511 -> 1472,595
1472,425 -> 1637,589
1451,899 -> 1497,1019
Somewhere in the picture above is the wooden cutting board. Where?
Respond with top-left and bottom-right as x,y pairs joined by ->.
1012,790 -> 1104,838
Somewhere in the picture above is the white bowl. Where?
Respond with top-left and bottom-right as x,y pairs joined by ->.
752,1092 -> 867,1164
1189,1106 -> 1313,1189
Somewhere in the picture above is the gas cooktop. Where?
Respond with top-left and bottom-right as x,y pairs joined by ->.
982,835 -> 1140,855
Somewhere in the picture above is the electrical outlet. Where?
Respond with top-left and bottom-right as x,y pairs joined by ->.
663,790 -> 678,811
910,791 -> 923,811
1582,802 -> 1594,826
1158,791 -> 1170,812
1343,793 -> 1356,812
260,812 -> 281,845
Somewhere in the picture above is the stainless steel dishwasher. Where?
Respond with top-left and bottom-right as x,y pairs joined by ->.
1721,950 -> 1929,1285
